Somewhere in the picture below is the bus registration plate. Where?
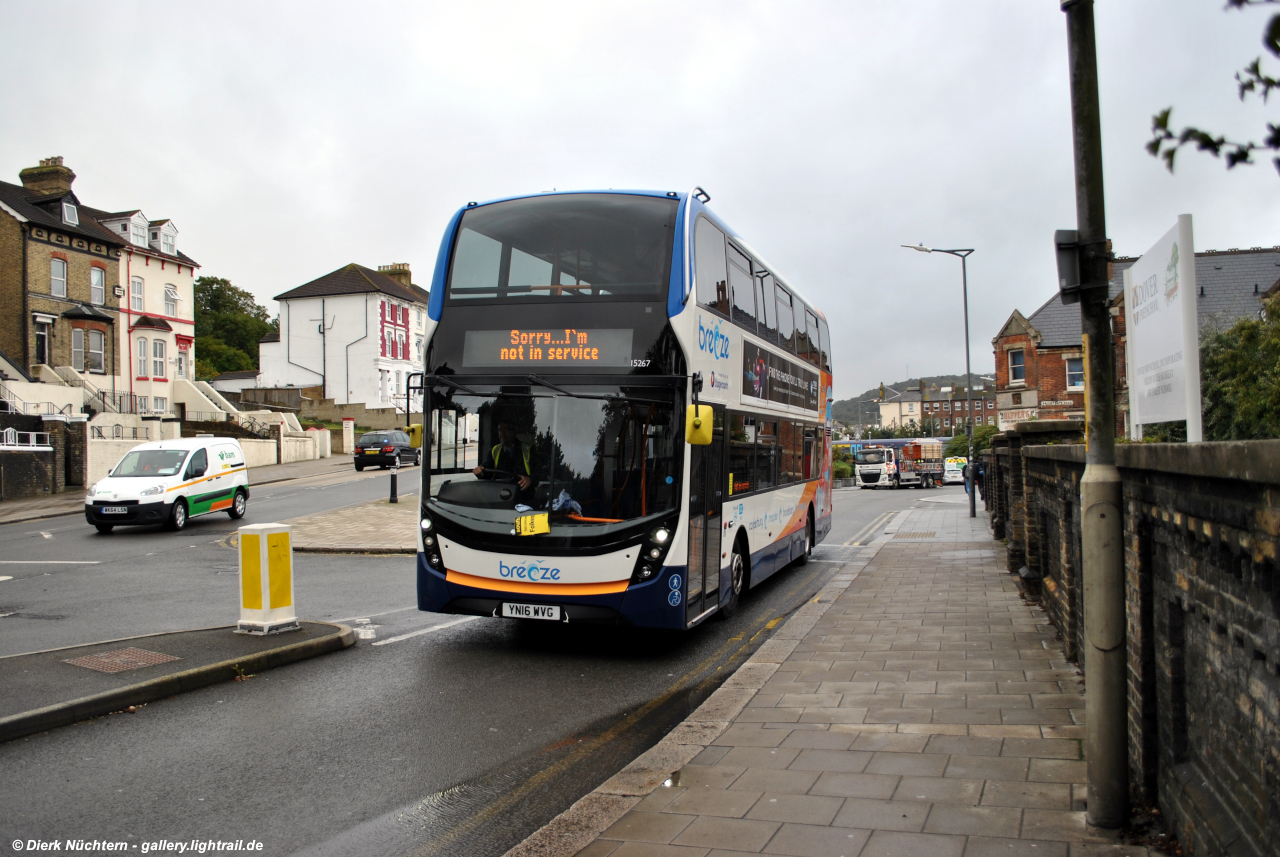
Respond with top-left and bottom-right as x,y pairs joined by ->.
514,513 -> 550,536
502,603 -> 560,621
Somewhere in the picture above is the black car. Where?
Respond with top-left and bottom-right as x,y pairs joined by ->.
354,430 -> 421,470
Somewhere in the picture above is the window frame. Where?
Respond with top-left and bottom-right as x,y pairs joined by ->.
153,339 -> 166,379
132,221 -> 147,247
1009,349 -> 1026,384
1065,357 -> 1084,391
88,329 -> 105,374
72,328 -> 85,371
90,266 -> 105,305
136,337 -> 148,378
131,277 -> 144,312
161,233 -> 175,256
164,284 -> 179,317
62,202 -> 79,225
51,258 -> 67,298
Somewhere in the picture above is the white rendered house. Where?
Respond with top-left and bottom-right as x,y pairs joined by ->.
258,263 -> 428,410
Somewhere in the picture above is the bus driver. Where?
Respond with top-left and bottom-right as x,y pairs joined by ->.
473,421 -> 533,493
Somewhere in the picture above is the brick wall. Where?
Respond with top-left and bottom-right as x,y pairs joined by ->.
23,228 -> 121,375
987,433 -> 1280,856
0,212 -> 26,363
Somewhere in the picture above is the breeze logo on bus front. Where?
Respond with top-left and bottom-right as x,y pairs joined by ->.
497,559 -> 562,581
697,315 -> 731,360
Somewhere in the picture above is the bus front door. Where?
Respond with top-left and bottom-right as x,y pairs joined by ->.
686,407 -> 725,625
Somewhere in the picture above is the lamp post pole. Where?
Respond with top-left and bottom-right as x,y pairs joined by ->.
902,244 -> 976,518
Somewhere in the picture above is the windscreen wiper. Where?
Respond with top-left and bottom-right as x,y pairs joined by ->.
525,374 -> 672,406
526,374 -> 573,396
428,375 -> 480,396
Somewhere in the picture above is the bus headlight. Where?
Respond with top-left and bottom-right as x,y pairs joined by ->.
423,535 -> 434,547
651,527 -> 670,544
639,565 -> 655,579
420,516 -> 433,531
648,547 -> 662,560
428,553 -> 441,568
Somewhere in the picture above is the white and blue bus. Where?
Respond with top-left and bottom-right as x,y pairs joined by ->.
414,189 -> 834,630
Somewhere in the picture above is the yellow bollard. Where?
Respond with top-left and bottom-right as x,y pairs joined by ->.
237,523 -> 300,635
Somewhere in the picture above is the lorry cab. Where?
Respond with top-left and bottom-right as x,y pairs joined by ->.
85,437 -> 249,533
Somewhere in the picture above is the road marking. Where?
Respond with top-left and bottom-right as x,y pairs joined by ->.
0,560 -> 100,565
331,606 -> 418,623
0,576 -> 12,582
844,511 -> 891,546
371,616 -> 479,646
40,532 -> 52,539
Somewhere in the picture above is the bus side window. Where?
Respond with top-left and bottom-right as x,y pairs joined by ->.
777,421 -> 796,485
794,311 -> 810,363
694,217 -> 729,316
755,419 -> 778,489
728,413 -> 755,495
758,274 -> 778,344
805,310 -> 821,369
727,243 -> 755,330
775,287 -> 796,354
817,317 -> 831,374
803,425 -> 817,479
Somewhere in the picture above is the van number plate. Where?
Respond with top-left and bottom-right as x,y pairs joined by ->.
101,506 -> 127,514
502,603 -> 560,621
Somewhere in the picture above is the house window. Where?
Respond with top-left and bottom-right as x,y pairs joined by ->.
1066,357 -> 1084,390
987,400 -> 994,409
88,330 -> 105,373
137,337 -> 148,377
943,418 -> 950,427
416,309 -> 423,327
132,221 -> 147,247
152,397 -> 167,413
164,285 -> 178,317
72,329 -> 85,371
91,267 -> 105,305
51,258 -> 67,297
62,202 -> 79,225
1009,350 -> 1025,383
131,277 -> 144,311
943,401 -> 951,412
161,233 -> 175,255
153,339 -> 166,378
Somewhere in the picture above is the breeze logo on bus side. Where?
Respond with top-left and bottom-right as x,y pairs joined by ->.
498,559 -> 562,581
697,315 -> 731,360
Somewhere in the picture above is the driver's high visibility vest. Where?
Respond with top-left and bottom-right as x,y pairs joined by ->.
491,443 -> 531,475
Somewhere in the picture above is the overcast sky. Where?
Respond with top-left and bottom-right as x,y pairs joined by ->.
2,1 -> 1275,400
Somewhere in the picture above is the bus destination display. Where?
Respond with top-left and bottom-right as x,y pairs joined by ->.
462,328 -> 634,368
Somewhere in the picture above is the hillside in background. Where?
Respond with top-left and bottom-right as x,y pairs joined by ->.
833,373 -> 992,424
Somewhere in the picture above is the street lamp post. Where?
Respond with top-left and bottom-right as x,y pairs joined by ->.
902,243 -> 976,518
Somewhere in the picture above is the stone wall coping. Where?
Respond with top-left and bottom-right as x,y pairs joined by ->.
1022,439 -> 1280,484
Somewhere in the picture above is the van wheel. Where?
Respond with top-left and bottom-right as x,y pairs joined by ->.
716,544 -> 747,621
95,524 -> 113,534
228,490 -> 247,520
167,499 -> 188,531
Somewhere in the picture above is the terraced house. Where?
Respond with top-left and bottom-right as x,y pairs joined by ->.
0,157 -> 199,415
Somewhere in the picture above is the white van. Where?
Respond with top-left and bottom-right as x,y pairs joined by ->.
84,437 -> 249,533
943,457 -> 967,485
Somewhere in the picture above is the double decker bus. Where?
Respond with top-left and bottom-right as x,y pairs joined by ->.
414,189 -> 833,630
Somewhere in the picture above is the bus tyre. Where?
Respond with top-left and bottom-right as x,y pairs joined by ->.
717,545 -> 747,621
95,524 -> 113,534
167,499 -> 188,532
228,489 -> 247,520
796,512 -> 813,565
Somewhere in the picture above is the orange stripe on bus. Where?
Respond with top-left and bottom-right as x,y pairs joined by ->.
445,569 -> 629,596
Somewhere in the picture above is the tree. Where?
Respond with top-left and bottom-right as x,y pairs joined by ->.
1148,1 -> 1280,176
1200,293 -> 1280,439
944,424 -> 999,458
193,276 -> 277,375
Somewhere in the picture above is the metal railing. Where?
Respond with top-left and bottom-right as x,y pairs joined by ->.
0,382 -> 73,416
0,427 -> 52,448
87,391 -> 172,417
90,424 -> 150,441
233,414 -> 275,439
182,411 -> 229,423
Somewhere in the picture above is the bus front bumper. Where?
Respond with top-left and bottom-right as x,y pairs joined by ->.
416,554 -> 689,630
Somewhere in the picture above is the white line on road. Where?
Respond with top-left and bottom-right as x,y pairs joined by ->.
0,576 -> 12,582
844,512 -> 892,546
371,616 -> 479,646
0,560 -> 100,565
331,606 -> 418,623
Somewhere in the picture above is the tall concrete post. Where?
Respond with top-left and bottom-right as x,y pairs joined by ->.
1062,0 -> 1128,828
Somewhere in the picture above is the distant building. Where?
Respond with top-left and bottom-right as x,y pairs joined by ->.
258,263 -> 429,410
878,384 -> 995,435
991,246 -> 1280,434
210,369 -> 260,395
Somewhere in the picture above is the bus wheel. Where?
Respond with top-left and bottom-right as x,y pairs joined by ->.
796,512 -> 813,565
717,545 -> 747,621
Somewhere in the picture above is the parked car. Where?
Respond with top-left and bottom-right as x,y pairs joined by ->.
354,430 -> 421,471
943,457 -> 967,484
85,437 -> 249,533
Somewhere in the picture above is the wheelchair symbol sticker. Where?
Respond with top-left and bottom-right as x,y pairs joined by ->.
668,590 -> 682,607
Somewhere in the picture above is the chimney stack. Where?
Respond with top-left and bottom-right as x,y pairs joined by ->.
19,156 -> 76,196
378,262 -> 412,288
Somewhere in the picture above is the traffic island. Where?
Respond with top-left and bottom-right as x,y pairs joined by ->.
0,621 -> 355,743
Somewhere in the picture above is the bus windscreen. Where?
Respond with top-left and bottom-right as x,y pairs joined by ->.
446,194 -> 677,303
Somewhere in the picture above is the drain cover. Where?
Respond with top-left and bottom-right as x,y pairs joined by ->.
64,647 -> 181,674
893,531 -> 937,539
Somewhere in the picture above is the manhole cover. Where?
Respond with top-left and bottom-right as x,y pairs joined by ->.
893,532 -> 936,539
64,647 -> 181,674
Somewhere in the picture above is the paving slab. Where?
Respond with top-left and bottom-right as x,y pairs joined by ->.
499,507 -> 1150,857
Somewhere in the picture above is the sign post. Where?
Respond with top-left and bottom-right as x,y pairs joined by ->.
1123,215 -> 1202,441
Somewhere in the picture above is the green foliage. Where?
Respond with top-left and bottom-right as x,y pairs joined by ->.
943,423 -> 999,458
833,460 -> 852,479
1148,1 -> 1280,176
194,276 -> 277,373
1200,294 -> 1280,439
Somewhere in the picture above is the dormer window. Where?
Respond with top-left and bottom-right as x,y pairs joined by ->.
132,222 -> 147,247
161,233 -> 175,255
62,202 -> 79,225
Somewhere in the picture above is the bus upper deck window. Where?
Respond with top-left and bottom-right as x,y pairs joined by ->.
727,243 -> 755,329
775,288 -> 795,353
694,216 -> 729,315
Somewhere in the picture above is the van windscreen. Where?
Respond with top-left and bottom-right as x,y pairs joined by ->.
113,449 -> 188,477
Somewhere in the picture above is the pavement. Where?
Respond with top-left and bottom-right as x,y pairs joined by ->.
0,454 -> 354,525
504,500 -> 1153,857
0,621 -> 355,742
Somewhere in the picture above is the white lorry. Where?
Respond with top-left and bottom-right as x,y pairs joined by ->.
854,441 -> 944,489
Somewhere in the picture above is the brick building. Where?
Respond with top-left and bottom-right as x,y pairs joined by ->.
878,384 -> 996,435
992,245 -> 1280,434
0,157 -> 125,381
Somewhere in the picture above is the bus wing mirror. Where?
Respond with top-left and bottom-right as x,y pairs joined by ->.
406,424 -> 424,447
686,405 -> 713,445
